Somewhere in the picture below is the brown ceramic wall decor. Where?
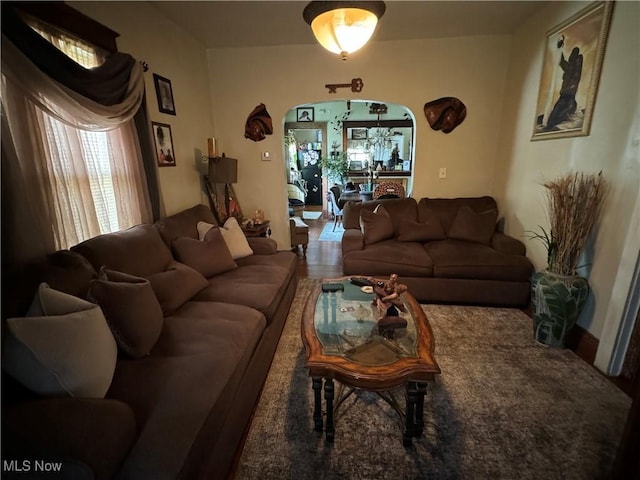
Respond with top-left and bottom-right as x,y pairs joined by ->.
424,97 -> 467,134
244,103 -> 273,142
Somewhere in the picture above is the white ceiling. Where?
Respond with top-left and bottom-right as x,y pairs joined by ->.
149,1 -> 550,49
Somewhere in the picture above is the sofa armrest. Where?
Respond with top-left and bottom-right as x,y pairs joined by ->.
342,229 -> 364,255
491,232 -> 526,256
247,237 -> 278,255
3,398 -> 136,480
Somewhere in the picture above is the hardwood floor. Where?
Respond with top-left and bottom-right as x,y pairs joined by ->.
292,211 -> 343,280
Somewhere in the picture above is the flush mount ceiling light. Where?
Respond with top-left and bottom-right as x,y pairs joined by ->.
303,1 -> 386,61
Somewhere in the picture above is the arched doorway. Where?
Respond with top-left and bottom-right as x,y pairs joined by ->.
283,100 -> 415,219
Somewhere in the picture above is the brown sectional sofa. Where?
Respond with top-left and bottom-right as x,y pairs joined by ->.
342,197 -> 533,306
2,204 -> 297,480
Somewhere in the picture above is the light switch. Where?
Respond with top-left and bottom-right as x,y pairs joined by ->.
439,167 -> 447,179
261,152 -> 271,161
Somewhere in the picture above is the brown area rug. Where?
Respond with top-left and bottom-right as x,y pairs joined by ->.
236,279 -> 630,479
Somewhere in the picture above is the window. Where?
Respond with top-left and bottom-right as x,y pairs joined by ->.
16,19 -> 147,249
27,17 -> 107,67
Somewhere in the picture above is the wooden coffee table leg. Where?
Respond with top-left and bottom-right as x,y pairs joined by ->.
404,381 -> 417,446
312,377 -> 323,432
325,378 -> 335,442
415,382 -> 427,437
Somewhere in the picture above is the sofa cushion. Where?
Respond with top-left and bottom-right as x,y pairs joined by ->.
425,239 -> 533,281
106,301 -> 266,479
71,224 -> 173,278
3,284 -> 117,398
155,204 -> 218,246
193,251 -> 296,322
32,250 -> 97,298
361,204 -> 394,245
344,197 -> 418,231
3,398 -> 136,480
448,205 -> 498,245
342,240 -> 434,277
172,229 -> 237,278
397,218 -> 446,242
418,196 -> 498,234
146,261 -> 208,316
2,250 -> 97,320
88,268 -> 163,358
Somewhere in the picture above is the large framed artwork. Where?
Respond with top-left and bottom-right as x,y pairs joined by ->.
151,122 -> 176,167
531,1 -> 614,141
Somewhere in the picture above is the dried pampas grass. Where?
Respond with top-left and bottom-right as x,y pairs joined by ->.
531,172 -> 606,276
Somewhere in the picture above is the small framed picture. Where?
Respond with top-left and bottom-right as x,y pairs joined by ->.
297,107 -> 314,122
153,73 -> 176,115
402,160 -> 411,171
351,128 -> 367,140
151,122 -> 176,167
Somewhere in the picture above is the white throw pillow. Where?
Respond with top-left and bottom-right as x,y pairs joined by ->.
197,218 -> 253,260
2,283 -> 117,398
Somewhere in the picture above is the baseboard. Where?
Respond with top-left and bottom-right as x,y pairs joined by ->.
566,324 -> 599,366
521,306 -> 599,367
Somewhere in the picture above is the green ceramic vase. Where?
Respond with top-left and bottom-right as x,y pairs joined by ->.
531,270 -> 589,348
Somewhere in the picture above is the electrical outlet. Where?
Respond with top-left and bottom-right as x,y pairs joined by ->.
261,152 -> 271,161
439,167 -> 447,179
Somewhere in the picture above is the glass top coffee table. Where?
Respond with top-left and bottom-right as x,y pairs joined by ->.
301,277 -> 440,445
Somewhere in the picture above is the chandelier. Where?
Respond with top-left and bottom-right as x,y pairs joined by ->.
303,1 -> 386,61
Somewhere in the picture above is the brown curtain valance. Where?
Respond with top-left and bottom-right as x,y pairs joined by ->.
2,4 -> 134,106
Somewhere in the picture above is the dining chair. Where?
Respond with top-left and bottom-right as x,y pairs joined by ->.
373,181 -> 406,200
327,190 -> 344,231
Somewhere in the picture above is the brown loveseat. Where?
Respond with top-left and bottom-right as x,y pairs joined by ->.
2,204 -> 297,480
342,197 -> 533,306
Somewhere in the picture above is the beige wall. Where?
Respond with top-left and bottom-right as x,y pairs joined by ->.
494,1 -> 640,372
207,36 -> 512,248
70,1 -> 639,372
71,1 -> 214,215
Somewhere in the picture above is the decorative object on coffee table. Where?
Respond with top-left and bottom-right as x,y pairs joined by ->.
369,273 -> 408,314
528,171 -> 606,347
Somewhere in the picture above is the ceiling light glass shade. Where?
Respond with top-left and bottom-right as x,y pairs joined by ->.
304,2 -> 385,60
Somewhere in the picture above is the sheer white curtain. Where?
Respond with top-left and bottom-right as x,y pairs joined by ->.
1,33 -> 151,257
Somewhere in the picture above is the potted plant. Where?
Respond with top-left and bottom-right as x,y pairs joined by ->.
529,171 -> 606,347
319,152 -> 348,184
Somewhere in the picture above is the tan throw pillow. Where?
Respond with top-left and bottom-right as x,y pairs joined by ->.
448,205 -> 498,244
2,283 -> 117,398
397,218 -> 446,242
88,268 -> 163,358
360,204 -> 394,245
172,230 -> 237,277
146,261 -> 208,316
219,217 -> 253,260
